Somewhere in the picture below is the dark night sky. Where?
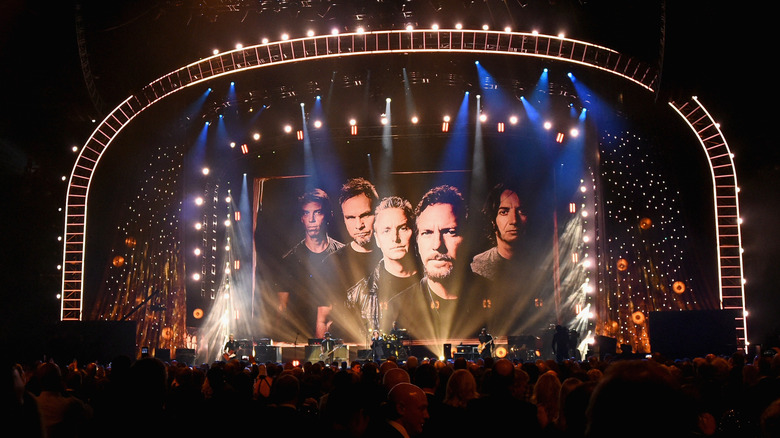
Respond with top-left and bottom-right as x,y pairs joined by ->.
1,1 -> 778,351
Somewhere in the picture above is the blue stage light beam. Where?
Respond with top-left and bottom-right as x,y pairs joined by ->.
434,92 -> 471,189
300,102 -> 317,185
475,61 -> 512,116
310,95 -> 344,190
533,68 -> 550,111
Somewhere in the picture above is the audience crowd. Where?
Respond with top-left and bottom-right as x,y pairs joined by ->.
5,349 -> 780,437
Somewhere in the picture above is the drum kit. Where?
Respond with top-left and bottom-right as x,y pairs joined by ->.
381,329 -> 409,359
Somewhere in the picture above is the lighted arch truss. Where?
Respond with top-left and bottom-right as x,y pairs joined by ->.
61,30 -> 735,342
670,97 -> 748,350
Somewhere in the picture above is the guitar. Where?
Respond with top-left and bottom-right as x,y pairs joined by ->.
319,343 -> 344,361
222,349 -> 236,361
477,339 -> 493,354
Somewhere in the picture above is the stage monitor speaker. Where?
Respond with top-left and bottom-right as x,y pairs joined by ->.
594,335 -> 617,359
649,309 -> 738,359
176,348 -> 195,366
305,346 -> 323,362
154,348 -> 170,362
254,345 -> 281,363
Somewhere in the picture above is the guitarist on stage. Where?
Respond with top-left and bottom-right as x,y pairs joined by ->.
478,327 -> 494,360
321,332 -> 337,364
223,334 -> 239,361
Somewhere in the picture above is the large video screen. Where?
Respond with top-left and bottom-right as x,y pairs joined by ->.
252,117 -> 590,352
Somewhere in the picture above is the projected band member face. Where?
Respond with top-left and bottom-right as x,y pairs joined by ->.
375,202 -> 414,262
342,194 -> 375,247
301,200 -> 328,239
494,190 -> 527,247
416,186 -> 466,281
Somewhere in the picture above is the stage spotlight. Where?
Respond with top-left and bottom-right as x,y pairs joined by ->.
331,28 -> 339,35
224,219 -> 231,227
543,121 -> 552,130
195,197 -> 204,206
411,116 -> 419,124
71,145 -> 78,152
380,115 -> 388,125
406,24 -> 414,31
482,24 -> 489,30
349,118 -> 357,126
281,33 -> 289,40
202,167 -> 210,175
193,273 -> 201,281
509,115 -> 518,124
558,33 -> 565,38
195,223 -> 202,230
479,114 -> 487,122
253,133 -> 261,141
532,30 -> 539,35
504,26 -> 512,32
456,23 -> 463,29
235,44 -> 243,50
284,125 -> 293,133
194,248 -> 201,256
432,24 -> 439,30
313,120 -> 322,128
212,49 -> 219,55
580,186 -> 587,192
443,115 -> 450,122
225,196 -> 231,203
229,142 -> 236,148
356,27 -> 365,33
261,38 -> 269,44
307,29 -> 315,36
570,128 -> 579,137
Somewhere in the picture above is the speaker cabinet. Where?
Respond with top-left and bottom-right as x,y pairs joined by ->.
254,345 -> 281,363
649,310 -> 738,359
154,348 -> 170,362
594,335 -> 617,359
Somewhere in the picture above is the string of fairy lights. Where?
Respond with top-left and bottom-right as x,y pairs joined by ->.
597,130 -> 699,352
93,144 -> 191,354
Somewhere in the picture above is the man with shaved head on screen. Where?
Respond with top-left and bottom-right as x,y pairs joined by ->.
274,187 -> 343,341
